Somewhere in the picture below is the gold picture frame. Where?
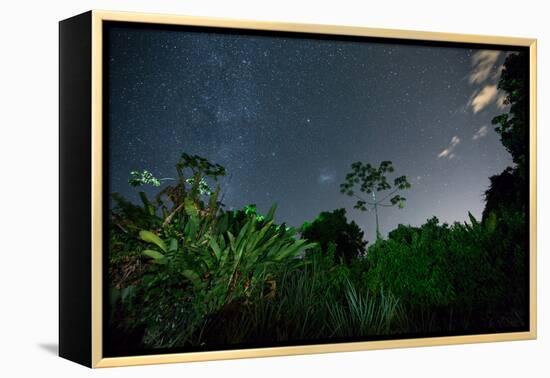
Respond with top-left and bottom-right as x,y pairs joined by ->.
59,9 -> 537,368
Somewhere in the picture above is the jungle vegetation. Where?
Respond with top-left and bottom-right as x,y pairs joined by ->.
107,52 -> 529,354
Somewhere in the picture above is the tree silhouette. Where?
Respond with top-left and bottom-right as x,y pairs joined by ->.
491,52 -> 529,173
483,52 -> 529,221
340,160 -> 411,238
301,208 -> 367,263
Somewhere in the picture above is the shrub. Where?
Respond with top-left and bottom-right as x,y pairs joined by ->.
112,201 -> 315,348
301,208 -> 367,263
365,213 -> 524,331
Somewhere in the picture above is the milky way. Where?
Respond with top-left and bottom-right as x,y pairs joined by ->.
107,23 -> 520,242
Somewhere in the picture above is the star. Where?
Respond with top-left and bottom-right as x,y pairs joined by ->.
107,23 -> 518,241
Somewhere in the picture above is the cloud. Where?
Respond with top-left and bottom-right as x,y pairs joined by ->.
468,84 -> 498,114
318,167 -> 336,184
472,125 -> 489,140
438,135 -> 461,159
469,50 -> 501,85
466,50 -> 509,114
318,173 -> 335,183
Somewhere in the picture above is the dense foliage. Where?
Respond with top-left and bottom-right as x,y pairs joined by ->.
300,208 -> 367,263
366,212 -> 526,332
491,52 -> 529,171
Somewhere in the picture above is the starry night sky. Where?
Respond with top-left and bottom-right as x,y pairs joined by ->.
107,24 -> 517,242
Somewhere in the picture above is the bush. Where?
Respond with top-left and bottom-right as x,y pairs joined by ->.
301,208 -> 367,263
111,203 -> 315,348
365,213 -> 526,332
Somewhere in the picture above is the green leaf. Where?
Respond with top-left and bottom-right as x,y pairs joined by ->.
266,204 -> 277,222
217,213 -> 229,234
142,249 -> 165,260
184,197 -> 199,217
139,230 -> 167,252
139,192 -> 156,216
168,238 -> 178,252
210,238 -> 222,261
468,212 -> 479,227
182,269 -> 203,288
227,231 -> 236,252
186,215 -> 200,239
121,285 -> 135,302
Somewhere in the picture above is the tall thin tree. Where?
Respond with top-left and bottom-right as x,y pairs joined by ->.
340,160 -> 411,238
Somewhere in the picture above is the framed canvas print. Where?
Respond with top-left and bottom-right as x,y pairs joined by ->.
59,10 -> 537,368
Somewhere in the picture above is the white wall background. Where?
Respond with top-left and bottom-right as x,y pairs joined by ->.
0,0 -> 547,376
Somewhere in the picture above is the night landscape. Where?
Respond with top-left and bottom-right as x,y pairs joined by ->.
106,24 -> 529,355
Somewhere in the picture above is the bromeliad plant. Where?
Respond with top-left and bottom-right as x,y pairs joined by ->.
137,202 -> 316,345
111,152 -> 317,347
109,153 -> 227,285
140,203 -> 315,305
